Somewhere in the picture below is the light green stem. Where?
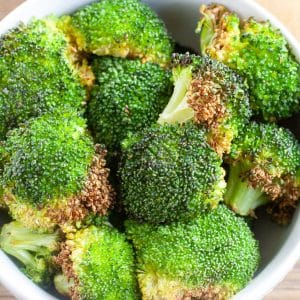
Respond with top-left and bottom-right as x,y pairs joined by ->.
158,67 -> 194,124
225,163 -> 268,216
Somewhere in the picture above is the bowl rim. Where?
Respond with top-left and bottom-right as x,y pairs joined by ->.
0,0 -> 300,299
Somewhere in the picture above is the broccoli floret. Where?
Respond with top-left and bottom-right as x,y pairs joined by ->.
2,111 -> 114,232
158,53 -> 251,155
225,122 -> 300,219
59,0 -> 174,67
0,18 -> 88,140
120,123 -> 226,224
88,56 -> 172,156
126,205 -> 260,300
54,224 -> 138,299
267,169 -> 300,225
197,4 -> 300,121
0,221 -> 60,285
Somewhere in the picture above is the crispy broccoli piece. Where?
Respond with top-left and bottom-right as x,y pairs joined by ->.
267,169 -> 300,225
158,53 -> 251,155
225,122 -> 300,219
0,221 -> 60,285
2,111 -> 114,232
120,123 -> 226,224
60,0 -> 174,67
88,56 -> 172,156
126,205 -> 259,300
54,224 -> 138,299
0,18 -> 88,140
197,4 -> 300,121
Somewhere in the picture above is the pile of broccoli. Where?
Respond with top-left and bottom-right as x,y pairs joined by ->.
0,1 -> 299,299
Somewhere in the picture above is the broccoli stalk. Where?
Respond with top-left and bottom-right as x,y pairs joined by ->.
225,163 -> 268,216
0,221 -> 60,285
157,65 -> 193,124
54,274 -> 74,297
158,53 -> 250,155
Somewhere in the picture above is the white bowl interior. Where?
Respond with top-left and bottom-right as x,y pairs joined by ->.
0,1 -> 300,299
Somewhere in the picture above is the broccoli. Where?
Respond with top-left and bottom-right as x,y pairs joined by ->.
120,123 -> 226,224
88,56 -> 172,156
2,111 -> 115,232
225,122 -> 300,219
267,169 -> 300,225
59,0 -> 174,67
158,53 -> 251,155
54,224 -> 138,299
197,4 -> 300,121
0,18 -> 89,140
0,221 -> 60,285
126,204 -> 260,300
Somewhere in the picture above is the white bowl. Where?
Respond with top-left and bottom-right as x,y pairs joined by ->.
0,0 -> 299,299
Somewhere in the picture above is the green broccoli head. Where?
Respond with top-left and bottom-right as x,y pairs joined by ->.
0,18 -> 87,140
120,123 -> 226,224
158,53 -> 251,155
2,111 -> 114,232
59,0 -> 174,67
225,122 -> 300,219
88,56 -> 172,156
197,4 -> 300,121
54,224 -> 138,299
126,204 -> 260,300
0,221 -> 60,285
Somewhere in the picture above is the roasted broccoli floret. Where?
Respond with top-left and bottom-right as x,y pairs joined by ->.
88,56 -> 172,156
126,204 -> 259,300
59,0 -> 174,67
54,224 -> 138,299
267,168 -> 300,224
158,53 -> 251,155
2,111 -> 114,232
197,4 -> 300,121
0,18 -> 88,140
120,123 -> 226,224
225,122 -> 300,219
0,221 -> 60,285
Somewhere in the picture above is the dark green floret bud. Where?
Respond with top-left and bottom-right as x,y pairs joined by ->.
2,111 -> 114,232
120,123 -> 226,224
60,0 -> 174,67
197,4 -> 300,121
225,122 -> 300,219
88,56 -> 172,156
54,224 -> 138,299
0,18 -> 86,139
158,53 -> 251,155
0,221 -> 60,285
126,205 -> 260,300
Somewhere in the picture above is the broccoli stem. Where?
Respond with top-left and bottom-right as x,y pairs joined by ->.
158,66 -> 194,124
224,163 -> 268,216
54,274 -> 73,297
196,10 -> 215,55
0,222 -> 59,283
